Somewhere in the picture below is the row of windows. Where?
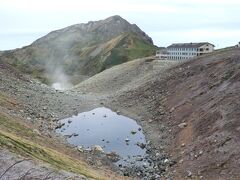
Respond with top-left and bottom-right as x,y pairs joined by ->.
170,52 -> 196,56
168,48 -> 197,51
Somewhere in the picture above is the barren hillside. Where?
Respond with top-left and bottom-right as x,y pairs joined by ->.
75,47 -> 240,179
107,48 -> 240,179
74,57 -> 178,95
1,46 -> 239,179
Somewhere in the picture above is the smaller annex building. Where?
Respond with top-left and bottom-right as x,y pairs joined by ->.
155,48 -> 168,60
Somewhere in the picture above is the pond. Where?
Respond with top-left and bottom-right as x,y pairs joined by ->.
56,107 -> 147,164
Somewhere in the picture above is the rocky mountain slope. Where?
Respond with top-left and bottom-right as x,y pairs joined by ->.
1,26 -> 239,179
74,57 -> 178,95
0,55 -> 177,179
0,59 -> 127,179
0,15 -> 156,84
74,47 -> 240,179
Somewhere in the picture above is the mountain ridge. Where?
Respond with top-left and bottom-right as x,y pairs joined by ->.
32,15 -> 153,46
0,15 -> 156,85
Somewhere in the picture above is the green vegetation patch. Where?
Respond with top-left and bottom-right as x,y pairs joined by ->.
101,33 -> 156,71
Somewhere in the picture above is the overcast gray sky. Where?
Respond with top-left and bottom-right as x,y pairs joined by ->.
0,0 -> 240,50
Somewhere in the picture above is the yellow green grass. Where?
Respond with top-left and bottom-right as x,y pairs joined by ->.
0,113 -> 118,180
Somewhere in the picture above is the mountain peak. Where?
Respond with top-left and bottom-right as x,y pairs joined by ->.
33,15 -> 153,46
3,16 -> 155,84
107,15 -> 124,20
86,15 -> 126,27
105,15 -> 126,22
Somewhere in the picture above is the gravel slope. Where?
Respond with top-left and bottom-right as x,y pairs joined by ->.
75,48 -> 240,179
0,60 -> 125,179
1,56 -> 179,179
1,47 -> 239,179
74,57 -> 178,95
101,48 -> 240,180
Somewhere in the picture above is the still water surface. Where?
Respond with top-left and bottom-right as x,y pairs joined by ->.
56,107 -> 147,161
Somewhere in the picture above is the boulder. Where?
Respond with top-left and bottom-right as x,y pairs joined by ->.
131,130 -> 137,135
92,145 -> 104,153
77,146 -> 84,152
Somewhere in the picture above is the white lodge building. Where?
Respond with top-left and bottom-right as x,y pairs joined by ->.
166,42 -> 214,60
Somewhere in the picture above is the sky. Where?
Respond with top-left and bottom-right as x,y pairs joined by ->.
0,0 -> 240,50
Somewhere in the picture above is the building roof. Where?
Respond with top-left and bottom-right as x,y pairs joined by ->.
167,42 -> 215,48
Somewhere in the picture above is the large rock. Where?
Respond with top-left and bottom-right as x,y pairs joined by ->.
92,145 -> 104,153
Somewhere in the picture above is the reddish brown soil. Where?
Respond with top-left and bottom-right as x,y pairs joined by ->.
113,48 -> 240,179
164,49 -> 240,180
1,46 -> 240,179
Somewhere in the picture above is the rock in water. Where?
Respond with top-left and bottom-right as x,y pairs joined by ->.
137,142 -> 146,149
131,130 -> 137,135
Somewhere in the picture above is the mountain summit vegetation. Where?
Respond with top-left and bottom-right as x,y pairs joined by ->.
0,15 -> 156,84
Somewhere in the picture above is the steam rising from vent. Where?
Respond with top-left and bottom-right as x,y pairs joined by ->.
50,67 -> 73,90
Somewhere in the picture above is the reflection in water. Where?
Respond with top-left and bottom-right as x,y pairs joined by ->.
56,107 -> 147,163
